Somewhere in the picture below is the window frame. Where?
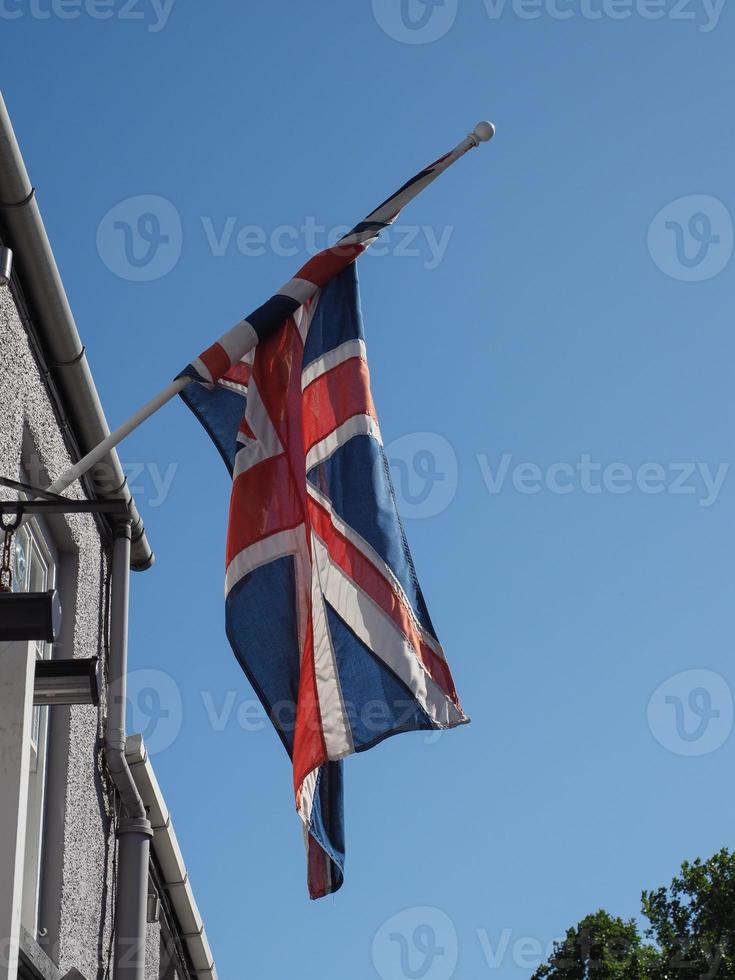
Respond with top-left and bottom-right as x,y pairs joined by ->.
13,513 -> 57,939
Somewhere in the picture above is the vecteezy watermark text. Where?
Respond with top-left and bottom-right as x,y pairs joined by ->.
96,194 -> 454,281
200,216 -> 453,270
371,906 -> 735,978
371,906 -> 571,979
480,0 -> 725,30
201,691 -> 444,745
0,0 -> 175,31
371,0 -> 725,43
384,437 -> 731,520
102,674 -> 446,756
17,454 -> 179,509
122,460 -> 179,508
476,454 -> 728,507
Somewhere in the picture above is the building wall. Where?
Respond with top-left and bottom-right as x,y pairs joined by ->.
145,921 -> 161,980
0,282 -> 170,980
0,280 -> 113,979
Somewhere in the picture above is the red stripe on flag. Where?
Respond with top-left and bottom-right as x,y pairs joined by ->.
307,835 -> 330,901
307,496 -> 459,705
199,342 -> 231,383
293,620 -> 329,899
302,357 -> 375,456
226,454 -> 304,567
237,417 -> 255,440
251,319 -> 304,438
250,317 -> 310,522
293,244 -> 365,289
293,615 -> 327,803
223,361 -> 251,387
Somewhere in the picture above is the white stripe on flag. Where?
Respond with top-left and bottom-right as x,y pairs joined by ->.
190,356 -> 213,384
301,339 -> 367,392
298,768 -> 319,827
232,377 -> 283,480
305,414 -> 382,472
278,278 -> 319,306
216,318 -> 259,367
306,483 -> 447,664
310,535 -> 464,729
294,287 -> 322,345
311,538 -> 355,761
218,378 -> 248,396
225,524 -> 311,668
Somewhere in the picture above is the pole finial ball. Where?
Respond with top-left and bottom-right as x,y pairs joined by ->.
473,121 -> 496,143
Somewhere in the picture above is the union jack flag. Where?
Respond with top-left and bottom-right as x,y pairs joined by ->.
178,146 -> 472,898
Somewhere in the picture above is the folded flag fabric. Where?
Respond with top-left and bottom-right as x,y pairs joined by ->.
178,149 -> 471,898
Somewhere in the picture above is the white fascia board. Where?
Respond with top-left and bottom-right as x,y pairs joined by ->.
125,734 -> 216,980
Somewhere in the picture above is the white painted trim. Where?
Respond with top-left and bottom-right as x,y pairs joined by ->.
0,641 -> 36,980
125,736 -> 218,980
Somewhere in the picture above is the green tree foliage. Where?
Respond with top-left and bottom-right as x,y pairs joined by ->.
532,849 -> 735,980
532,910 -> 656,980
642,849 -> 735,980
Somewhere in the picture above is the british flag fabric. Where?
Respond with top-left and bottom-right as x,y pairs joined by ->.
178,144 -> 472,898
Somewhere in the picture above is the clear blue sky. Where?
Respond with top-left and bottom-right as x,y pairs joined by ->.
3,2 -> 735,976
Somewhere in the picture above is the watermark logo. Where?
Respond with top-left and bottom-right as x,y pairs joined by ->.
97,194 -> 182,281
383,433 -> 459,519
371,0 -> 459,43
648,196 -> 733,282
647,669 -> 733,756
372,907 -> 458,980
0,0 -> 176,31
110,668 -> 183,755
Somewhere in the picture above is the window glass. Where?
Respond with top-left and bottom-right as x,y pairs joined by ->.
11,525 -> 29,592
28,538 -> 47,593
14,516 -> 55,939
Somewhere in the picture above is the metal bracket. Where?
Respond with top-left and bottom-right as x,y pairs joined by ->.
0,476 -> 129,518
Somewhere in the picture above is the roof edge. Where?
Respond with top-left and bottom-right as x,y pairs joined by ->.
126,734 -> 218,980
0,91 -> 153,571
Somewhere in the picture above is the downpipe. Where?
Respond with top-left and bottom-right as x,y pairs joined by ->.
107,522 -> 152,980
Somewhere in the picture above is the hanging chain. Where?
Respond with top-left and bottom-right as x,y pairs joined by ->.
0,524 -> 14,593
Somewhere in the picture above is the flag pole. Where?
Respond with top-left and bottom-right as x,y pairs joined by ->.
47,121 -> 495,497
47,377 -> 191,495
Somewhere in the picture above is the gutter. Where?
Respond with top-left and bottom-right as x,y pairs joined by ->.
0,91 -> 153,571
108,523 -> 153,980
107,524 -> 149,821
125,734 -> 218,980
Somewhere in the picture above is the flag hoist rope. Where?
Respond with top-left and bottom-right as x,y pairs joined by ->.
47,120 -> 495,498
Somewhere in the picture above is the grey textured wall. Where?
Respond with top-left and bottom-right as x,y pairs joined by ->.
0,282 -> 166,980
144,922 -> 160,980
0,280 -> 114,979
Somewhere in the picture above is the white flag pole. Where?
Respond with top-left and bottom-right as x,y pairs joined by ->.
48,121 -> 495,497
47,377 -> 191,495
